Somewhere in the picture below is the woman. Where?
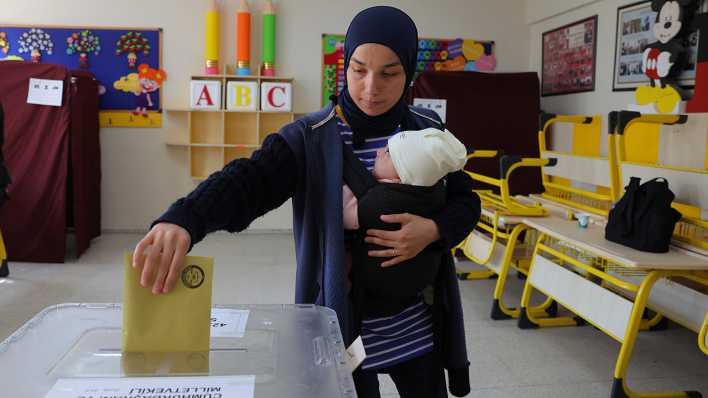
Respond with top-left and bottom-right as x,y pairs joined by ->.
133,6 -> 479,397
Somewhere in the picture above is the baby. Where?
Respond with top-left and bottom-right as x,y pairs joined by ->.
343,128 -> 467,318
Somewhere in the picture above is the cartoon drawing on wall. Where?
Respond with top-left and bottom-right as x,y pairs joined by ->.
114,64 -> 166,117
17,28 -> 54,63
114,73 -> 141,95
0,32 -> 9,55
635,0 -> 695,113
116,32 -> 151,68
66,30 -> 101,69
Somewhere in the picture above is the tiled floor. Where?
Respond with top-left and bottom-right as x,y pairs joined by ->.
1,232 -> 706,397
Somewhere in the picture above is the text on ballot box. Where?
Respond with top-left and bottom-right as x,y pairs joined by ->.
210,308 -> 249,337
27,78 -> 64,107
44,375 -> 256,398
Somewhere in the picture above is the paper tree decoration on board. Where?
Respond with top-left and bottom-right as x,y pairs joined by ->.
66,30 -> 101,69
634,0 -> 693,114
116,32 -> 151,68
17,28 -> 54,63
0,32 -> 9,55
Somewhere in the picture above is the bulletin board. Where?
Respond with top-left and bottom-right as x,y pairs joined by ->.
541,15 -> 598,96
0,24 -> 163,128
322,34 -> 496,106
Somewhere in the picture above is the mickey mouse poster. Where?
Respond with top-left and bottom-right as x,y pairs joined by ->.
636,0 -> 697,113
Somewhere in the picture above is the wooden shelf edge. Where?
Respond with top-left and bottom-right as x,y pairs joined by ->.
167,108 -> 295,114
191,74 -> 293,82
165,108 -> 223,113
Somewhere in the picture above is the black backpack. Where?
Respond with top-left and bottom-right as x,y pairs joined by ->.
605,177 -> 682,253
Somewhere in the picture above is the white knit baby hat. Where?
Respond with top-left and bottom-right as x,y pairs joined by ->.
388,127 -> 467,186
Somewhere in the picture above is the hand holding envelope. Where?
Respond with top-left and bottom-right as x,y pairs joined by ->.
132,222 -> 192,295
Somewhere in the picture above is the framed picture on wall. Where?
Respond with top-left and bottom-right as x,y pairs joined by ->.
612,1 -> 699,91
541,15 -> 598,96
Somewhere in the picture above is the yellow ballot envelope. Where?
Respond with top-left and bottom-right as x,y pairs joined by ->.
122,253 -> 214,354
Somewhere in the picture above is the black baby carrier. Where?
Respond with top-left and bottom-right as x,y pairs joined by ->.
342,141 -> 446,321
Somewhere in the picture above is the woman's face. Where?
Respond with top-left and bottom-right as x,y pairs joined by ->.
346,43 -> 406,116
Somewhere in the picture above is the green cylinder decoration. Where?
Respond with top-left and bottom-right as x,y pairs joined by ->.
262,13 -> 276,64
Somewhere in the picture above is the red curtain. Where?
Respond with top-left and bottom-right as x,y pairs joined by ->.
0,62 -> 100,262
411,71 -> 542,195
69,70 -> 101,257
0,63 -> 71,262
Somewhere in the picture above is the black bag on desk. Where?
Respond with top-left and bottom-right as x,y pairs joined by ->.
605,177 -> 682,253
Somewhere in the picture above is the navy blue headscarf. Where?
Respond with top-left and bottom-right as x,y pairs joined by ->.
336,6 -> 418,148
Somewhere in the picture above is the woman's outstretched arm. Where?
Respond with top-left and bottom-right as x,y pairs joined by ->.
133,133 -> 298,294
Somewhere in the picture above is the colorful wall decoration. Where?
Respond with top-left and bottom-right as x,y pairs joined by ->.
0,24 -> 162,127
322,34 -> 496,106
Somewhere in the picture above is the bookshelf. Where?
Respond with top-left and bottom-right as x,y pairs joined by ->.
165,74 -> 294,180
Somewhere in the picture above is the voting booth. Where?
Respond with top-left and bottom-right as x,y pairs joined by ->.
0,303 -> 356,398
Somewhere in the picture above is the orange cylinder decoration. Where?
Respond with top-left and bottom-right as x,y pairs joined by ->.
236,0 -> 251,75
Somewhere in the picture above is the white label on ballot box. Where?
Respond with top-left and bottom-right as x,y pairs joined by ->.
27,78 -> 64,107
210,308 -> 249,338
45,375 -> 255,398
345,335 -> 367,373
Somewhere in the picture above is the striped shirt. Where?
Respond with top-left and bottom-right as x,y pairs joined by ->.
336,113 -> 434,370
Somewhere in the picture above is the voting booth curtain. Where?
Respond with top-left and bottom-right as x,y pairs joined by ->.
0,62 -> 101,262
410,71 -> 543,195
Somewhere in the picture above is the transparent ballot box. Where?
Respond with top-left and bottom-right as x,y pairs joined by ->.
0,303 -> 356,397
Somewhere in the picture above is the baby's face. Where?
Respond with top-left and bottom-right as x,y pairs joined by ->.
373,147 -> 400,181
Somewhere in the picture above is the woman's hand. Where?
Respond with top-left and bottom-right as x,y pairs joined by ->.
132,222 -> 191,295
365,213 -> 440,267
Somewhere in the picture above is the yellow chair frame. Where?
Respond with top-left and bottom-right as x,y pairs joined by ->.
455,150 -> 556,319
536,113 -> 621,217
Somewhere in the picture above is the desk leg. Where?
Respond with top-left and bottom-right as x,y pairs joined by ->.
611,271 -> 702,398
700,310 -> 708,356
455,232 -> 497,280
491,224 -> 555,320
518,233 -> 581,329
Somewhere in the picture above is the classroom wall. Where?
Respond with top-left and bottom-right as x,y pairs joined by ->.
526,0 -> 603,24
528,0 -> 643,122
1,0 -> 532,232
526,0 -> 708,168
